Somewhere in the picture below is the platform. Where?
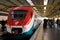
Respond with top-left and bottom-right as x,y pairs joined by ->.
30,23 -> 43,40
43,28 -> 60,40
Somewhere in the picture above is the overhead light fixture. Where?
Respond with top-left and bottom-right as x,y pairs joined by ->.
44,7 -> 46,10
26,0 -> 34,6
44,10 -> 46,12
33,7 -> 38,10
26,0 -> 39,12
37,11 -> 39,12
44,0 -> 48,5
44,0 -> 48,13
44,10 -> 46,15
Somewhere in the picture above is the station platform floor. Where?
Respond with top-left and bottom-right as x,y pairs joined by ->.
43,27 -> 60,40
30,22 -> 60,40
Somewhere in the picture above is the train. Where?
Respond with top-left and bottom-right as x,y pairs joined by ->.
3,6 -> 41,39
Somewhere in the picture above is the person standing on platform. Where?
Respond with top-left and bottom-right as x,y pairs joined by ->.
48,18 -> 55,29
51,18 -> 55,28
48,19 -> 52,29
56,19 -> 60,29
0,19 -> 7,32
43,19 -> 48,30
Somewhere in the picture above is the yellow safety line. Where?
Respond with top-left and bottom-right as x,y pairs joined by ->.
36,25 -> 43,40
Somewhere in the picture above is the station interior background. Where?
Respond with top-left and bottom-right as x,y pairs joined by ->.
0,0 -> 60,20
0,0 -> 60,40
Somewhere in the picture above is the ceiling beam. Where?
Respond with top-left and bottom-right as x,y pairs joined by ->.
25,0 -> 30,5
16,0 -> 30,6
0,3 -> 8,7
0,9 -> 8,12
6,0 -> 17,6
0,13 -> 8,16
48,0 -> 55,4
16,0 -> 24,5
0,3 -> 9,12
46,10 -> 60,17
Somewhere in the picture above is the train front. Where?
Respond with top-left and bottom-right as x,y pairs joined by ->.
6,6 -> 34,39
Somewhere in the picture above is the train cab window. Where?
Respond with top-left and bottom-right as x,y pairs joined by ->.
11,11 -> 14,19
11,10 -> 28,20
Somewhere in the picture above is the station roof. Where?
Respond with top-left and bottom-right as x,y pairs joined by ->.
0,0 -> 60,17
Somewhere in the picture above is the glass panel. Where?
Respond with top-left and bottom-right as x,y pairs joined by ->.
11,10 -> 28,20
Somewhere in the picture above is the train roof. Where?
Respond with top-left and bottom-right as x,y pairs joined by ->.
9,6 -> 33,10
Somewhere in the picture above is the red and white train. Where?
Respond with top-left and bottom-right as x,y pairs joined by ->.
5,6 -> 41,39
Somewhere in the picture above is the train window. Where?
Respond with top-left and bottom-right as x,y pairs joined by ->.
11,11 -> 14,19
11,10 -> 28,20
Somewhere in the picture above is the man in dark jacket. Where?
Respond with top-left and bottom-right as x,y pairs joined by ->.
43,19 -> 48,30
48,19 -> 55,29
56,19 -> 60,29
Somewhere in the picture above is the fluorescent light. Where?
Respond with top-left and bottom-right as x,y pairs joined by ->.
44,0 -> 48,13
26,0 -> 39,12
44,7 -> 46,10
37,11 -> 39,12
26,0 -> 34,5
33,7 -> 37,10
44,10 -> 46,13
44,0 -> 48,5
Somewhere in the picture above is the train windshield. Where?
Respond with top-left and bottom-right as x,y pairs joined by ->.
11,10 -> 27,20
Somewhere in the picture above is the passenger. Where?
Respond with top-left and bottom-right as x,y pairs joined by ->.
43,19 -> 48,30
51,18 -> 55,28
0,19 -> 7,32
48,19 -> 52,28
56,19 -> 60,29
48,19 -> 55,29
